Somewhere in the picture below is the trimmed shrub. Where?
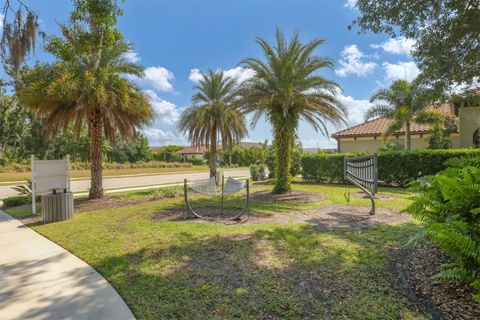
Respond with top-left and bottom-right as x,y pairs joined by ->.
301,149 -> 480,186
149,186 -> 183,200
187,157 -> 204,165
0,161 -> 192,173
249,164 -> 268,181
2,195 -> 30,207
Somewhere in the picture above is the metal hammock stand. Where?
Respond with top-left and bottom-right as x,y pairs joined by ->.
183,176 -> 250,221
344,154 -> 378,215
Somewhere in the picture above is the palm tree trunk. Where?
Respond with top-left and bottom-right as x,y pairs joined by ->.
209,129 -> 217,179
273,118 -> 293,193
88,110 -> 104,199
405,121 -> 411,151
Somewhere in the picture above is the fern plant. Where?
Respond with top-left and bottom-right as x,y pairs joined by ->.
404,166 -> 480,301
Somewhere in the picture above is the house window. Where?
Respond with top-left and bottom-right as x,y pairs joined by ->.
474,128 -> 480,147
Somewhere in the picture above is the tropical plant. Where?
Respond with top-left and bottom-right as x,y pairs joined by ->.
178,69 -> 247,179
18,0 -> 154,199
13,179 -> 33,199
365,79 -> 442,151
239,28 -> 346,193
404,166 -> 480,301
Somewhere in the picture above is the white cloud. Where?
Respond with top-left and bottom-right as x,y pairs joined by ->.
188,67 -> 255,83
142,128 -> 186,146
144,90 -> 180,125
0,14 -> 4,31
382,61 -> 420,82
123,50 -> 140,63
336,93 -> 373,126
335,45 -> 377,77
142,66 -> 174,92
370,37 -> 416,56
188,68 -> 203,83
343,0 -> 357,9
224,67 -> 255,83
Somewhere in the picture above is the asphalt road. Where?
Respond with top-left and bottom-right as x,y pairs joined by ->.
0,168 -> 249,198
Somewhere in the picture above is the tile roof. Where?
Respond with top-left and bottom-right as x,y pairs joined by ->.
332,103 -> 460,139
332,118 -> 434,138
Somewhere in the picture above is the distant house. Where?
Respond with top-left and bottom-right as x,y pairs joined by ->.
177,145 -> 207,161
331,104 -> 464,153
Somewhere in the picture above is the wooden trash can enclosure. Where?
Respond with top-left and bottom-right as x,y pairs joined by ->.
41,189 -> 74,223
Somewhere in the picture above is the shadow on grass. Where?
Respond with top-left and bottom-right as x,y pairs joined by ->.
92,222 -> 422,319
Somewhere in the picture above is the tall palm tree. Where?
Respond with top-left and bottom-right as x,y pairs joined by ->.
366,79 -> 435,151
239,28 -> 346,193
18,13 -> 154,199
179,69 -> 247,179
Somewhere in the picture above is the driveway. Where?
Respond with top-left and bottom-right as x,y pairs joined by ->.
0,168 -> 249,198
0,210 -> 135,319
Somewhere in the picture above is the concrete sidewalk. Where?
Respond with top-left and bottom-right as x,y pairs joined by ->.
0,210 -> 135,320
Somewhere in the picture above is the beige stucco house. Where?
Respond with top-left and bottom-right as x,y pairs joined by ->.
332,104 -> 480,153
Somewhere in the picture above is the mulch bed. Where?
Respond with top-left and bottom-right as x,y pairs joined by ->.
152,206 -> 246,224
397,243 -> 480,319
152,191 -> 409,228
241,204 -> 409,228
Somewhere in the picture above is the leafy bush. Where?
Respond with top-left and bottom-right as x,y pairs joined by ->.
404,166 -> 480,301
0,160 -> 191,173
249,164 -> 268,181
187,157 -> 204,165
301,149 -> 480,186
301,152 -> 359,183
149,187 -> 183,200
2,195 -> 30,207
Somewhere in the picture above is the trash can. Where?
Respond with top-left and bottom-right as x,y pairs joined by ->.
41,188 -> 74,223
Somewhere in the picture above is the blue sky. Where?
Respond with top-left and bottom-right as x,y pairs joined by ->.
6,0 -> 419,148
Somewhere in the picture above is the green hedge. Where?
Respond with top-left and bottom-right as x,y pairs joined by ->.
0,161 -> 192,173
301,149 -> 480,186
2,195 -> 30,207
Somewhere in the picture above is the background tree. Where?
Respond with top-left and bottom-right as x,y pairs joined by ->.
239,28 -> 346,193
0,86 -> 29,163
18,0 -> 154,199
351,0 -> 479,91
365,79 -> 442,151
179,69 -> 247,179
153,145 -> 183,162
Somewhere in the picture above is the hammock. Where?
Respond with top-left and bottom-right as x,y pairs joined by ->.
222,177 -> 246,196
183,176 -> 250,221
190,176 -> 217,196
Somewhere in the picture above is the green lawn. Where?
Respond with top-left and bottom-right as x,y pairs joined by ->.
0,165 -> 213,183
17,183 -> 424,319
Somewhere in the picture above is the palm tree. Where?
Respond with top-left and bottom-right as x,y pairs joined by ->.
238,28 -> 346,193
178,69 -> 247,179
18,13 -> 154,199
366,79 -> 436,151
